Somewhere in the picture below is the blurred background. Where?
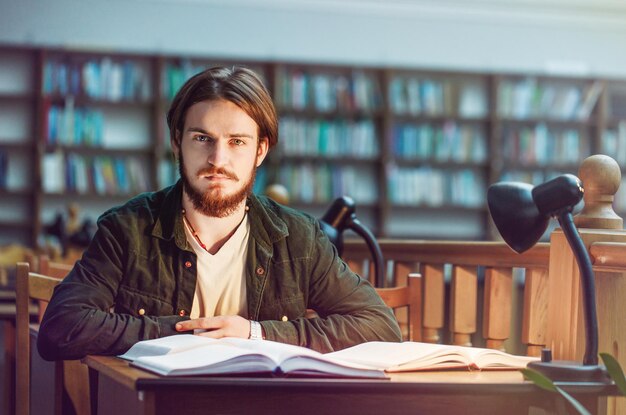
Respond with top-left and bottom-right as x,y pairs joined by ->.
1,0 -> 626,259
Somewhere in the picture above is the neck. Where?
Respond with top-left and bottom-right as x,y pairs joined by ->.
182,197 -> 248,255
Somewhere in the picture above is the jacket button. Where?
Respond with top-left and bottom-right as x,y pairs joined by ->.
179,309 -> 186,316
256,266 -> 265,276
138,308 -> 145,316
185,261 -> 192,268
281,315 -> 288,322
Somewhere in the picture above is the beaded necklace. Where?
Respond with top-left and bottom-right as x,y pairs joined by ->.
182,209 -> 211,253
181,206 -> 249,253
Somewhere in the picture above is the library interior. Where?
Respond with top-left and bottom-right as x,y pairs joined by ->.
2,1 -> 626,414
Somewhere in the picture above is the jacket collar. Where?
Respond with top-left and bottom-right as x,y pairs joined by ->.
151,180 -> 289,250
246,193 -> 289,250
151,180 -> 187,249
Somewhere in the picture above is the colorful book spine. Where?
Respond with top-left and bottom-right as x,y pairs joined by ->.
387,165 -> 485,208
43,58 -> 151,101
277,163 -> 378,204
501,124 -> 587,166
279,117 -> 379,159
277,70 -> 382,113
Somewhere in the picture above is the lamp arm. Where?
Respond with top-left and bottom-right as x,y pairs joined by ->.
347,217 -> 385,288
557,211 -> 599,366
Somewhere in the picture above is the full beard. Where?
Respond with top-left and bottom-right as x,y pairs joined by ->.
179,152 -> 256,218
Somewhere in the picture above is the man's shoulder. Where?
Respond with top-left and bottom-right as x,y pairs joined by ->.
97,186 -> 172,224
254,194 -> 318,228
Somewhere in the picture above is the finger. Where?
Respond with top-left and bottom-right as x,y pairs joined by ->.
176,317 -> 222,332
196,328 -> 227,339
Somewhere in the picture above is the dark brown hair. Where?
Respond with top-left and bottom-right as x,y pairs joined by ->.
167,66 -> 278,148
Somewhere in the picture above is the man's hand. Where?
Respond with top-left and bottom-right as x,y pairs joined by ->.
175,315 -> 251,339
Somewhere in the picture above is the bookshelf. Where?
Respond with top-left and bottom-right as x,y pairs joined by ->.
0,45 -> 621,248
493,75 -> 600,185
602,80 -> 626,215
0,47 -> 39,246
37,50 -> 159,247
383,70 -> 490,238
269,64 -> 384,233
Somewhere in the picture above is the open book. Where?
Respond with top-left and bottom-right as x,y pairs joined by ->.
325,341 -> 540,372
119,335 -> 386,379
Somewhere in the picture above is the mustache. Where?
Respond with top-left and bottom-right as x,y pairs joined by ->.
196,166 -> 238,181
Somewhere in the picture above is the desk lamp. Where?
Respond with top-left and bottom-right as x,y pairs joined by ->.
488,174 -> 606,381
319,196 -> 384,288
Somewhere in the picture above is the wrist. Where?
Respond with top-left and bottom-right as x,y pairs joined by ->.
249,320 -> 264,340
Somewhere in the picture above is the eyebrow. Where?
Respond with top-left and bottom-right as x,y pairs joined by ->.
186,127 -> 255,139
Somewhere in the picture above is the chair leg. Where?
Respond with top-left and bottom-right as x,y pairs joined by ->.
89,366 -> 99,415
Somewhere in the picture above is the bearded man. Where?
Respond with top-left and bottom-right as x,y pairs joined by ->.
38,67 -> 401,360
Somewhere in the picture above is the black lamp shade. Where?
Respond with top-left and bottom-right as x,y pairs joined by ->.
487,182 -> 549,254
319,197 -> 357,256
487,174 -> 584,254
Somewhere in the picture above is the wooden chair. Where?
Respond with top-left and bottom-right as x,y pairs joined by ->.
15,261 -> 63,415
374,272 -> 421,341
36,255 -> 73,321
15,259 -> 91,415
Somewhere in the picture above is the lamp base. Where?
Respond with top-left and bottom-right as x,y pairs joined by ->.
527,360 -> 608,382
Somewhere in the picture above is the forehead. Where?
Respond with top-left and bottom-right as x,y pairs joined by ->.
184,99 -> 258,135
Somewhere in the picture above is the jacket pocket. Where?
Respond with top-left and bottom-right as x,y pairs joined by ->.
115,286 -> 175,317
260,293 -> 307,321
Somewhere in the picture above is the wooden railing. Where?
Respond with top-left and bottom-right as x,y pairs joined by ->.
343,240 -> 550,356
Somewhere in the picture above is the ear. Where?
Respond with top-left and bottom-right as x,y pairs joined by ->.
255,137 -> 269,167
170,131 -> 181,158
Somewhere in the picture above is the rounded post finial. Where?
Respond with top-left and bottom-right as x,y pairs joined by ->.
265,183 -> 290,206
574,154 -> 623,229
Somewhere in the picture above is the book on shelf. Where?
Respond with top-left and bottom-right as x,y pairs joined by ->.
577,81 -> 603,120
325,341 -> 539,372
119,334 -> 386,379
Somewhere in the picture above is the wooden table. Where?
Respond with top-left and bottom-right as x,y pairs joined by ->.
84,355 -> 618,415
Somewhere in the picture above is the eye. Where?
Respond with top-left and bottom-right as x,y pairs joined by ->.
193,135 -> 211,142
231,138 -> 245,146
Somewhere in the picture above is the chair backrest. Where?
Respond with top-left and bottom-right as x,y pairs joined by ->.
36,255 -> 74,321
39,255 -> 74,279
15,261 -> 64,415
375,272 -> 421,341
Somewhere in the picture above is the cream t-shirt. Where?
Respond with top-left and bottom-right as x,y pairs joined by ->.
184,214 -> 250,319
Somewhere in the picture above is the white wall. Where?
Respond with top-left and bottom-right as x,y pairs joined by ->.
1,0 -> 626,77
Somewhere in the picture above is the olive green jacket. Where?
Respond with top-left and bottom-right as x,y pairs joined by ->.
38,181 -> 401,360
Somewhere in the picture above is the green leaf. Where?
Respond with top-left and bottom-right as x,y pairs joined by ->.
521,368 -> 592,415
521,368 -> 558,392
600,353 -> 626,396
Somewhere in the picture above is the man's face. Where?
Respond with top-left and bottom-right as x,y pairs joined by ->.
173,99 -> 269,217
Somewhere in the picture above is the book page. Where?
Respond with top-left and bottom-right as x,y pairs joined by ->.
118,334 -> 216,361
463,346 -> 539,369
325,341 -> 471,371
220,338 -> 385,378
131,343 -> 277,376
326,341 -> 539,372
216,337 -> 324,362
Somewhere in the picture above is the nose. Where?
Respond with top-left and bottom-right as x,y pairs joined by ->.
207,139 -> 228,166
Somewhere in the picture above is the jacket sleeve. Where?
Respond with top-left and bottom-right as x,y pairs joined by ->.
37,215 -> 187,361
259,222 -> 402,353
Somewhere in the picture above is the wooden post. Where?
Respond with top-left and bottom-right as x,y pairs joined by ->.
546,155 -> 626,369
